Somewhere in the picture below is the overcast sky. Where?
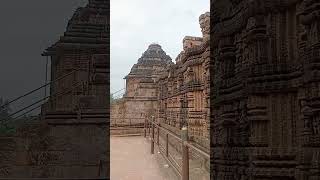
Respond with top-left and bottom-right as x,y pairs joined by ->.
0,0 -> 87,111
110,0 -> 210,95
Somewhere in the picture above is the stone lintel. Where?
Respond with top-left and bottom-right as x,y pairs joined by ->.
43,43 -> 107,56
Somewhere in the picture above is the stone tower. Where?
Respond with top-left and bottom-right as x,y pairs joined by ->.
39,0 -> 109,178
42,0 -> 108,112
124,43 -> 172,98
111,44 -> 172,133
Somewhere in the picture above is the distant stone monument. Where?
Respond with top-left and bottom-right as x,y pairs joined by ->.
111,44 -> 172,135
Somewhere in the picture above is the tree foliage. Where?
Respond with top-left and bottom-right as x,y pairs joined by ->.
0,97 -> 10,122
0,97 -> 14,134
110,94 -> 114,103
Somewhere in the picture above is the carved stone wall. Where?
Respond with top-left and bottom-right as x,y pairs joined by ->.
211,0 -> 320,179
0,122 -> 107,178
157,12 -> 210,149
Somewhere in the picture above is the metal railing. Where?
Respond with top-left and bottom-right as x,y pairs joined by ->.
144,116 -> 209,180
0,69 -> 81,123
0,81 -> 84,128
0,69 -> 86,135
0,69 -> 79,110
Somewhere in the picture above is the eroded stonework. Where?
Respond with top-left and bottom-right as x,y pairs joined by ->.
157,12 -> 210,149
111,12 -> 211,162
211,0 -> 320,179
111,44 -> 172,134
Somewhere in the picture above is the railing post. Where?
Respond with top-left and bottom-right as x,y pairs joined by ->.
181,126 -> 189,180
157,122 -> 160,145
144,118 -> 146,138
148,118 -> 151,135
166,133 -> 169,157
151,116 -> 155,154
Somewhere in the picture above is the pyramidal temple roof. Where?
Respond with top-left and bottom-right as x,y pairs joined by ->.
137,43 -> 172,64
125,44 -> 173,78
43,0 -> 108,56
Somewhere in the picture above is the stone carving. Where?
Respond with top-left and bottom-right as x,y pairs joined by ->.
211,0 -> 320,179
200,12 -> 210,42
0,167 -> 10,177
157,12 -> 210,149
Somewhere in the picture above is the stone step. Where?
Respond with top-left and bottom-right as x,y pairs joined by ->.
111,128 -> 144,136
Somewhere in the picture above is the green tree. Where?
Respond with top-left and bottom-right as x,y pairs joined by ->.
0,97 -> 11,122
0,97 -> 14,134
110,94 -> 114,103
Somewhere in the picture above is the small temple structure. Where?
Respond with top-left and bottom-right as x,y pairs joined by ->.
111,44 -> 172,134
40,0 -> 109,177
42,0 -> 108,113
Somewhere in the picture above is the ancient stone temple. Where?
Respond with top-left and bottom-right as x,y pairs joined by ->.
42,0 -> 108,112
111,11 -> 210,145
41,0 -> 108,177
111,44 -> 172,134
157,12 -> 210,149
211,0 -> 320,179
0,0 -> 109,178
111,12 -> 210,174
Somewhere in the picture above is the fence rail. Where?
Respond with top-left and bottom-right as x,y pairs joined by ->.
0,69 -> 79,110
144,116 -> 210,180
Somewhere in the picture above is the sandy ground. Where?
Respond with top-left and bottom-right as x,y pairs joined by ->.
111,136 -> 179,180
